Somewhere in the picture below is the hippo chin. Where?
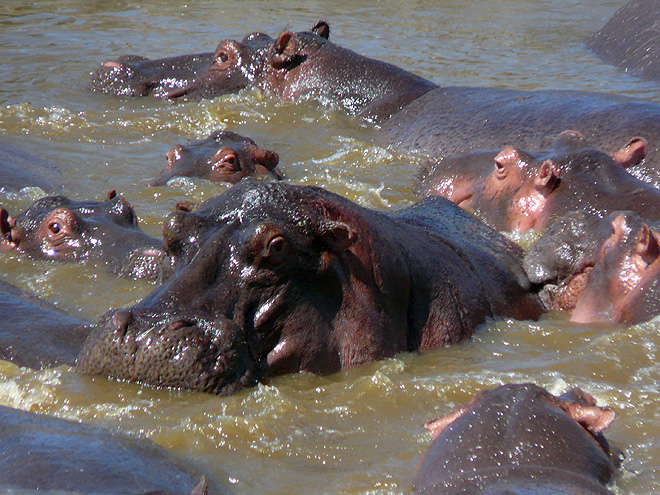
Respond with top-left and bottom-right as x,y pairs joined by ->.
151,130 -> 282,186
413,383 -> 621,495
416,130 -> 653,233
76,181 -> 543,395
1,190 -> 170,281
524,210 -> 660,325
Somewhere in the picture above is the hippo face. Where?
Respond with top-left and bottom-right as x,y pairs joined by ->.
526,210 -> 660,324
414,383 -> 619,494
150,130 -> 281,186
76,181 -> 366,395
0,191 -> 169,280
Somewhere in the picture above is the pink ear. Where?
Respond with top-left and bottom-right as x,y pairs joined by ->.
272,31 -> 297,69
318,220 -> 357,251
636,223 -> 660,266
311,20 -> 330,39
534,159 -> 560,195
557,399 -> 615,434
611,137 -> 647,168
424,406 -> 468,440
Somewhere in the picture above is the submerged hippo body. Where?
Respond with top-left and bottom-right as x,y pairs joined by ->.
413,383 -> 620,495
0,139 -> 63,193
152,130 -> 282,186
0,280 -> 89,369
524,210 -> 660,324
1,191 -> 169,280
589,0 -> 660,82
0,405 -> 213,495
92,21 -> 660,183
76,181 -> 543,395
422,131 -> 654,233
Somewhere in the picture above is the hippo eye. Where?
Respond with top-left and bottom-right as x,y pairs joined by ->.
48,222 -> 61,234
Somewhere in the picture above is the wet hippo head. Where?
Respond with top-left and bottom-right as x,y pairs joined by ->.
0,191 -> 169,280
525,210 -> 660,324
414,383 -> 620,494
151,130 -> 281,186
455,130 -> 648,232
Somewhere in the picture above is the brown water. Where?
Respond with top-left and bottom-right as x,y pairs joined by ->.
1,1 -> 659,493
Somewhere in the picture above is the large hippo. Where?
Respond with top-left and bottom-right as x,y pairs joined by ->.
0,404 -> 215,495
0,138 -> 63,193
76,181 -> 544,395
589,0 -> 660,82
0,279 -> 90,369
420,131 -> 656,233
151,130 -> 282,186
1,191 -> 170,280
524,210 -> 660,325
413,383 -> 621,495
94,21 -> 660,183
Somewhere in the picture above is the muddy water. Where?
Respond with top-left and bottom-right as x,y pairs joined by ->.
0,0 -> 659,493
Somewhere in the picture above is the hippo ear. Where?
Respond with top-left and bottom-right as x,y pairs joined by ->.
311,20 -> 330,39
534,159 -> 561,196
0,208 -> 17,249
635,223 -> 660,267
250,145 -> 280,171
424,406 -> 468,440
493,146 -> 520,179
317,220 -> 358,251
611,137 -> 647,169
272,31 -> 302,70
559,400 -> 616,434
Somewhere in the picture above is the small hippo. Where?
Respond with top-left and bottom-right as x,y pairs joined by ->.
0,405 -> 215,495
413,383 -> 621,495
0,138 -> 63,193
0,191 -> 170,281
589,0 -> 660,82
524,210 -> 660,324
91,21 -> 660,182
151,130 -> 282,186
76,181 -> 543,395
0,279 -> 90,369
426,131 -> 653,233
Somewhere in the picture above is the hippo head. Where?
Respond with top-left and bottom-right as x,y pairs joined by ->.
0,191 -> 169,280
526,210 -> 660,324
168,21 -> 331,102
150,130 -> 281,186
76,181 -> 376,395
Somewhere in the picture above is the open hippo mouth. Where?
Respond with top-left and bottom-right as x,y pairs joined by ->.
76,310 -> 261,396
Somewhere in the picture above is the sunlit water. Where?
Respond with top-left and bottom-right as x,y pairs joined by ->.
1,1 -> 659,494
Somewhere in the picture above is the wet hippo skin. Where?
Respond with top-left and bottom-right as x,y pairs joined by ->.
0,404 -> 215,494
0,138 -> 63,193
413,383 -> 621,495
76,181 -> 543,395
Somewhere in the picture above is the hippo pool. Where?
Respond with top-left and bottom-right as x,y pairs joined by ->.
1,0 -> 659,493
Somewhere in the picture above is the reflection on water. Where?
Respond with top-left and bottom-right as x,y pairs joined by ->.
1,0 -> 659,494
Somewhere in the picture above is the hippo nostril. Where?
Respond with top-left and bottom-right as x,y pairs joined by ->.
112,310 -> 133,334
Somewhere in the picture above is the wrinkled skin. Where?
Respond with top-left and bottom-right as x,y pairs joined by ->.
589,0 -> 660,82
524,210 -> 660,324
0,405 -> 215,495
413,383 -> 621,495
76,181 -> 543,395
0,280 -> 90,369
0,138 -> 63,193
432,130 -> 654,232
151,130 -> 282,186
0,191 -> 170,281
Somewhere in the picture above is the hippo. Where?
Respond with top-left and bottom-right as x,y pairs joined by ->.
589,0 -> 660,82
0,138 -> 63,193
0,279 -> 90,369
413,383 -> 621,495
524,210 -> 660,325
0,404 -> 215,495
76,181 -> 544,395
0,190 -> 170,281
420,130 -> 655,233
90,21 -> 330,98
151,130 -> 282,186
93,21 -> 660,184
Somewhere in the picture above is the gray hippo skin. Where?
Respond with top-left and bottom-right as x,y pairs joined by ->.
0,280 -> 90,369
589,0 -> 660,82
524,210 -> 660,324
151,130 -> 282,186
419,130 -> 655,233
0,404 -> 214,495
76,181 -> 543,395
413,383 -> 621,495
140,21 -> 660,184
0,138 -> 63,193
1,190 -> 170,281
